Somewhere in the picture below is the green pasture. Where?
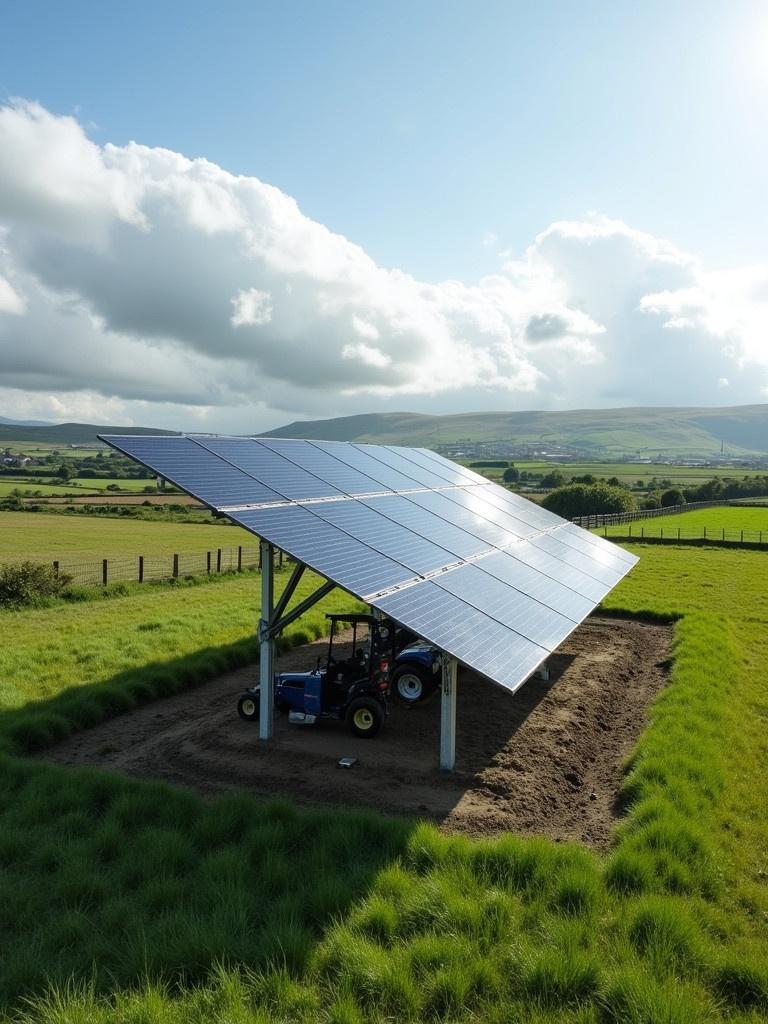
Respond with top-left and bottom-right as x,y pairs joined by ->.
469,460 -> 768,486
0,545 -> 767,1021
0,511 -> 246,564
602,505 -> 768,539
0,477 -> 157,497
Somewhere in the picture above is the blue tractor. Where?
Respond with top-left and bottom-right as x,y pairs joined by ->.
237,613 -> 441,738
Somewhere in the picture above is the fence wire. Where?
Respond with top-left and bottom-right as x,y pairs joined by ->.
51,543 -> 284,586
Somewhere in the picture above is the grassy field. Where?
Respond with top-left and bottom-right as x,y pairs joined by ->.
602,505 -> 768,541
1,511 -> 247,563
0,478 -> 158,497
470,460 -> 768,487
0,543 -> 766,1020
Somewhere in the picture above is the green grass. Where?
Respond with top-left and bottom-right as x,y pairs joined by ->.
0,478 -> 158,497
2,544 -> 768,1021
0,510 -> 249,564
0,567 -> 359,753
602,505 -> 768,540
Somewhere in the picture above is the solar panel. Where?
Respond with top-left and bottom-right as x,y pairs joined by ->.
100,433 -> 638,696
192,436 -> 344,502
377,581 -> 549,692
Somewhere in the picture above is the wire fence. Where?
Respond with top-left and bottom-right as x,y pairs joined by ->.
52,543 -> 287,587
572,498 -> 768,529
594,524 -> 768,547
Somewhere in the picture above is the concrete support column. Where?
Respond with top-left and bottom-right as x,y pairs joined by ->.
259,540 -> 274,740
440,655 -> 458,771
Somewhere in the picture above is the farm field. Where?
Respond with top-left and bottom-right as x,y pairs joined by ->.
470,459 -> 768,486
0,544 -> 767,1020
601,505 -> 768,539
0,477 -> 157,497
0,510 -> 246,563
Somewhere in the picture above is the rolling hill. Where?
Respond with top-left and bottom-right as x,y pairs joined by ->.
0,422 -> 178,445
3,406 -> 766,456
262,405 -> 768,456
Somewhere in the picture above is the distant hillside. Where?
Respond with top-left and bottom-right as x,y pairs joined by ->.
0,416 -> 55,427
0,422 -> 178,445
262,405 -> 768,456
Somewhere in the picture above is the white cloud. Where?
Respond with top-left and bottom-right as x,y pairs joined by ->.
230,287 -> 272,327
0,101 -> 767,432
0,273 -> 25,314
341,341 -> 391,368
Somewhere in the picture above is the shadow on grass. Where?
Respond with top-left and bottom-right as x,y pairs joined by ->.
0,632 -> 420,1011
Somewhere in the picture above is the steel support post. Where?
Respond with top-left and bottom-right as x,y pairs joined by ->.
259,540 -> 275,740
439,655 -> 458,771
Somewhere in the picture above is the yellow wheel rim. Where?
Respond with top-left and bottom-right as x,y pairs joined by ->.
354,708 -> 374,729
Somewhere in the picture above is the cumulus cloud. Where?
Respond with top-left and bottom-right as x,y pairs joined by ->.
0,99 -> 767,431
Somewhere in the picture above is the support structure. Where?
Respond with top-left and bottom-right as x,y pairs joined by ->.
257,545 -> 336,741
440,654 -> 458,771
259,540 -> 275,739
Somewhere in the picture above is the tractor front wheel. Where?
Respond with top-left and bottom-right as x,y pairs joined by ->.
347,697 -> 383,738
237,692 -> 260,721
393,665 -> 434,704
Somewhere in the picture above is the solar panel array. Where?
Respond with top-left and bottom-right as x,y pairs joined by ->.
101,434 -> 638,694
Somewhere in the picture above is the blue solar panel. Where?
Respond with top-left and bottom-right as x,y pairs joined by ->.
549,523 -> 635,571
312,441 -> 425,492
406,489 -> 522,548
413,447 -> 491,486
387,445 -> 477,486
192,436 -> 344,501
475,551 -> 596,622
102,435 -> 284,507
434,562 -> 578,651
101,432 -> 639,696
259,438 -> 388,495
352,444 -> 455,489
308,499 -> 459,577
361,494 -> 489,559
529,532 -> 625,587
377,581 -> 548,692
438,487 -> 541,539
475,484 -> 565,529
231,505 -> 414,596
502,540 -> 608,603
558,522 -> 638,566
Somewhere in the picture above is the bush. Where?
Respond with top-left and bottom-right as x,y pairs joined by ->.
502,467 -> 520,484
542,483 -> 636,518
0,562 -> 72,609
540,470 -> 567,489
661,488 -> 685,508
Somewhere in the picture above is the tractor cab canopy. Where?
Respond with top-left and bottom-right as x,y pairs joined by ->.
325,614 -> 395,670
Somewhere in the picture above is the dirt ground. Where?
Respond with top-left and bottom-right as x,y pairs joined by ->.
41,617 -> 671,850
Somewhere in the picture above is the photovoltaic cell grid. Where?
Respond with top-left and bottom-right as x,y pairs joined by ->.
100,434 -> 638,696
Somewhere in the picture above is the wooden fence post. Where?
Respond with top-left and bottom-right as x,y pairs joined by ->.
237,545 -> 242,571
216,548 -> 222,573
102,559 -> 108,586
207,551 -> 211,574
139,555 -> 144,583
173,554 -> 179,578
53,560 -> 59,578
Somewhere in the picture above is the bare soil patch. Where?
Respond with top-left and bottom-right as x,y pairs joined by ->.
41,617 -> 671,850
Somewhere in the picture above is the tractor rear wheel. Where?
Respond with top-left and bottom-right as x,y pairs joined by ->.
237,692 -> 260,721
347,697 -> 383,738
393,665 -> 434,704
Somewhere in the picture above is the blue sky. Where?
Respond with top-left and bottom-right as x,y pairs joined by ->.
0,1 -> 767,429
3,0 -> 766,282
